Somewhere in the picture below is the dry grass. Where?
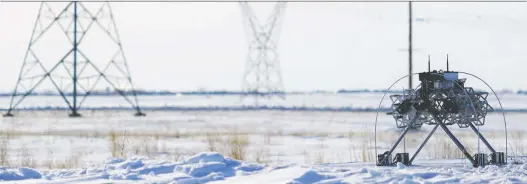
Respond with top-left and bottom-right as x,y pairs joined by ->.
226,133 -> 249,161
206,132 -> 219,152
314,152 -> 326,164
303,150 -> 311,164
348,131 -> 355,162
360,140 -> 374,162
18,144 -> 37,168
264,129 -> 272,145
109,130 -> 129,158
346,131 -> 375,163
0,130 -> 13,166
0,121 -> 520,168
509,131 -> 527,157
254,147 -> 270,164
314,139 -> 326,164
54,152 -> 83,169
45,148 -> 54,169
202,129 -> 250,161
427,138 -> 465,159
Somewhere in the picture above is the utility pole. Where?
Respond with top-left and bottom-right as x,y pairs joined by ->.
408,1 -> 413,89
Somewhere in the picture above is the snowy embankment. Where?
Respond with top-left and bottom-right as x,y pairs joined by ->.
2,152 -> 527,183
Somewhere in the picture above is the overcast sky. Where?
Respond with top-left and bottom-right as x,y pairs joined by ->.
0,2 -> 526,92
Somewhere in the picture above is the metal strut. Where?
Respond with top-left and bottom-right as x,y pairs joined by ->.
379,111 -> 421,165
3,1 -> 144,117
432,112 -> 476,166
386,111 -> 477,166
468,121 -> 496,153
409,124 -> 439,164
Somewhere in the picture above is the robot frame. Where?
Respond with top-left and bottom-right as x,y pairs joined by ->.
375,59 -> 507,168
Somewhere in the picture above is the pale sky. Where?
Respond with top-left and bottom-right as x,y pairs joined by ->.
0,2 -> 526,92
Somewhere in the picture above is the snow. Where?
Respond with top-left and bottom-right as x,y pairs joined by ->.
0,152 -> 526,183
396,162 -> 406,169
0,94 -> 524,183
0,0 -> 525,182
0,167 -> 41,181
0,109 -> 520,171
0,152 -> 265,183
290,170 -> 336,184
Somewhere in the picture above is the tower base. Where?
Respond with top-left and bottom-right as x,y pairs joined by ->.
3,113 -> 14,117
394,153 -> 410,166
490,152 -> 506,165
135,112 -> 146,117
474,153 -> 488,167
69,112 -> 82,118
377,151 -> 393,166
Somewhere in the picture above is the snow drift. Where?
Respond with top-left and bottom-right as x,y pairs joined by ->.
2,152 -> 527,183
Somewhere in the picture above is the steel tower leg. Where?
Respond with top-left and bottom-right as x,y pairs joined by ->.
69,1 -> 81,117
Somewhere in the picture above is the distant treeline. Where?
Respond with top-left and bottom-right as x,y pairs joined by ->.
1,106 -> 525,113
0,89 -> 397,96
517,90 -> 527,95
0,89 -> 523,97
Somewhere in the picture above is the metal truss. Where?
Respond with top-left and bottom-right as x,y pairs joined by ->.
239,2 -> 287,105
4,1 -> 145,117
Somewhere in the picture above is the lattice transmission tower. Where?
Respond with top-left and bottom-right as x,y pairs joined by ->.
239,2 -> 287,105
3,1 -> 145,117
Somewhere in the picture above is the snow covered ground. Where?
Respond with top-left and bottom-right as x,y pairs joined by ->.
1,0 -> 526,182
0,94 -> 525,183
2,152 -> 527,183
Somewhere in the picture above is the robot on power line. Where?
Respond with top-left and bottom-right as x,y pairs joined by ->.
376,57 -> 506,168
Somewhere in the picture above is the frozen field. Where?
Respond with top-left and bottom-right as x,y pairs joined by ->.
0,93 -> 526,183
